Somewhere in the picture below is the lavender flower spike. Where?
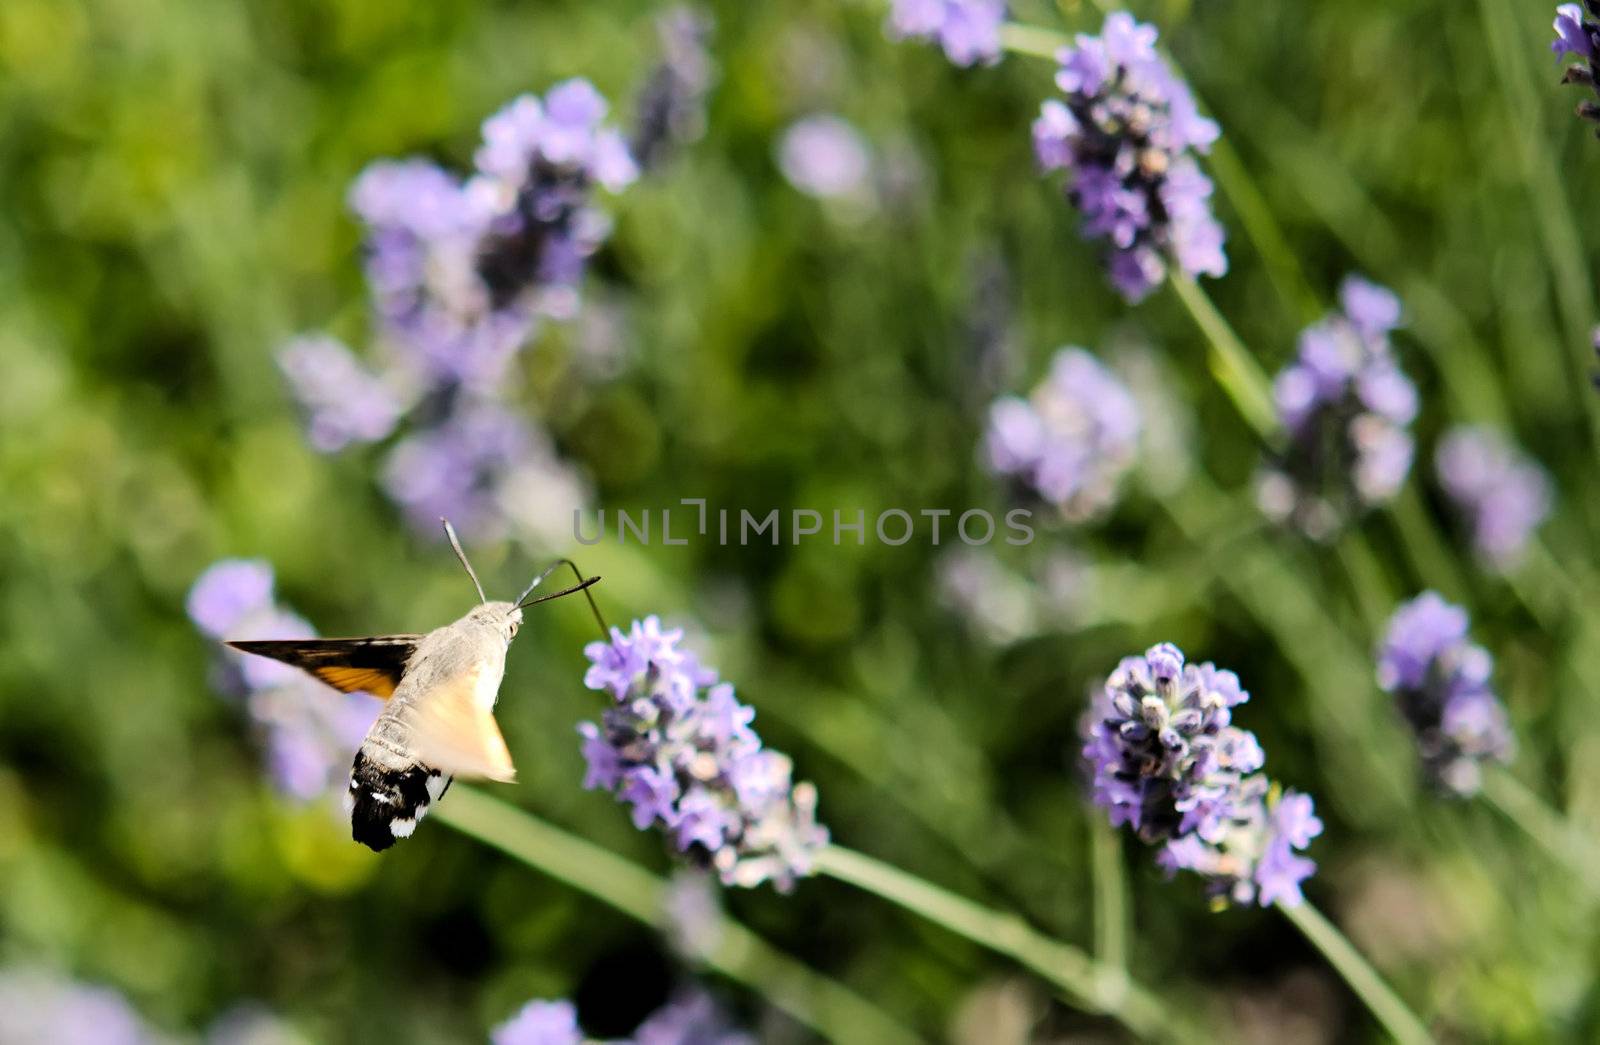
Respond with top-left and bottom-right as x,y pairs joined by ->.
351,79 -> 637,390
1554,4 -> 1600,133
1435,426 -> 1552,571
982,347 -> 1141,521
190,560 -> 384,801
1257,275 -> 1416,540
1032,11 -> 1226,301
580,616 -> 828,890
1378,592 -> 1514,797
1083,643 -> 1322,907
888,0 -> 1006,68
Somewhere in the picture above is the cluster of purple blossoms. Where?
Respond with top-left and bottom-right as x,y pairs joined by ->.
1082,643 -> 1323,907
1378,593 -> 1514,797
983,347 -> 1141,521
189,559 -> 382,800
281,79 -> 639,541
1435,426 -> 1552,571
888,0 -> 1006,68
1553,3 -> 1600,133
493,990 -> 750,1045
579,617 -> 828,890
1257,276 -> 1417,540
358,79 -> 638,381
1032,12 -> 1226,301
631,7 -> 716,172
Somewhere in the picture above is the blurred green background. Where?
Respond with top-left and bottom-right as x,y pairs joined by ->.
3,0 -> 1599,1040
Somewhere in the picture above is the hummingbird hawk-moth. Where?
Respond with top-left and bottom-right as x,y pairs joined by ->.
226,521 -> 601,851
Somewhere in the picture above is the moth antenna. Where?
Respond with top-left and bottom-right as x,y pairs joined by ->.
514,561 -> 566,606
516,558 -> 610,636
517,574 -> 604,612
440,518 -> 488,604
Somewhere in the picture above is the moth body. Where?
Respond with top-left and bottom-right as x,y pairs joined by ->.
347,602 -> 523,850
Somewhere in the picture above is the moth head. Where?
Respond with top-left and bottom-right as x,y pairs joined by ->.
439,518 -> 601,642
469,601 -> 524,644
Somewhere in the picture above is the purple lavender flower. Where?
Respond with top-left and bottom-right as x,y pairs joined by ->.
1032,12 -> 1226,301
491,1000 -> 581,1045
888,0 -> 1006,68
1553,4 -> 1600,132
1378,593 -> 1515,797
188,559 -> 276,638
1083,643 -> 1321,907
1257,276 -> 1416,540
1435,426 -> 1551,570
190,561 -> 384,801
631,7 -> 716,171
348,159 -> 514,389
0,968 -> 154,1045
982,347 -> 1141,520
776,115 -> 872,200
380,399 -> 535,542
278,335 -> 404,452
1340,275 -> 1403,337
1555,3 -> 1597,59
580,616 -> 828,890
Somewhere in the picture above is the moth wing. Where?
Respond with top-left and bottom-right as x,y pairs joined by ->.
224,636 -> 423,699
406,667 -> 517,783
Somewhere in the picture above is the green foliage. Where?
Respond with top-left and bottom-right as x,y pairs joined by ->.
1,0 -> 1598,1039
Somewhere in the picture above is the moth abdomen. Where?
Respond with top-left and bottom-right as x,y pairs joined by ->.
348,751 -> 449,852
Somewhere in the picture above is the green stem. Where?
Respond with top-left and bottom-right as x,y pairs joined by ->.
1333,530 -> 1393,637
813,844 -> 1194,1042
1168,272 -> 1279,437
1088,817 -> 1128,972
1387,486 -> 1470,604
1475,0 -> 1599,381
1478,768 -> 1600,898
433,788 -> 922,1045
1277,900 -> 1434,1045
1205,135 -> 1323,325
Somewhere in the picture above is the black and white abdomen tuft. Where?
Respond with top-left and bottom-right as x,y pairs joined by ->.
347,751 -> 451,851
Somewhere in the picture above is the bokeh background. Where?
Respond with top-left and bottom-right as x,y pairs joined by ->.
2,0 -> 1599,1040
